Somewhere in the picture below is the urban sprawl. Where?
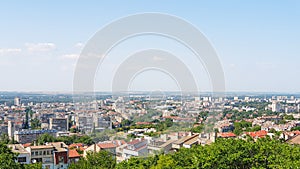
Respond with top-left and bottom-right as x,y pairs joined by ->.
1,92 -> 300,168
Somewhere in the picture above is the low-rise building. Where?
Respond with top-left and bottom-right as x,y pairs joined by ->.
48,142 -> 69,169
7,144 -> 30,164
218,132 -> 236,138
68,149 -> 81,164
26,145 -> 55,169
123,139 -> 148,160
172,134 -> 199,149
14,129 -> 57,144
84,140 -> 126,157
148,139 -> 176,155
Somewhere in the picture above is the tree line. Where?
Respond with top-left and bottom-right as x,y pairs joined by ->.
70,137 -> 300,169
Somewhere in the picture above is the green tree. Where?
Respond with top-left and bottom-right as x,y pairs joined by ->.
115,138 -> 300,169
152,155 -> 176,169
75,135 -> 94,145
69,150 -> 116,169
190,124 -> 204,133
23,163 -> 42,169
121,119 -> 132,127
36,133 -> 55,145
246,125 -> 261,132
70,127 -> 77,133
283,114 -> 295,120
0,143 -> 22,169
30,118 -> 41,129
0,134 -> 10,144
291,126 -> 300,131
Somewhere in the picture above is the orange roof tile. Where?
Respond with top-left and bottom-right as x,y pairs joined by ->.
127,138 -> 145,145
245,130 -> 268,138
69,143 -> 84,148
218,132 -> 236,138
23,143 -> 31,148
136,122 -> 153,125
69,149 -> 81,158
98,143 -> 117,149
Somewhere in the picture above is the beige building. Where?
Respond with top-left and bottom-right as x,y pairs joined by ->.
8,144 -> 30,164
26,145 -> 55,169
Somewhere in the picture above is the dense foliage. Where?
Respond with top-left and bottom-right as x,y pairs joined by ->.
69,150 -> 116,169
35,133 -> 94,145
233,121 -> 262,135
71,138 -> 300,169
117,138 -> 300,169
0,143 -> 42,169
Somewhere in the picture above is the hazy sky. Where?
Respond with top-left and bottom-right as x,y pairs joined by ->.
0,1 -> 299,92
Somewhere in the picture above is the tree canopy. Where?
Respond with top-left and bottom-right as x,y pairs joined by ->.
69,150 -> 116,169
103,138 -> 300,169
0,143 -> 42,169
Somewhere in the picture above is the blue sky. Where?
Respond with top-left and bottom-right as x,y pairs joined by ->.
0,1 -> 299,92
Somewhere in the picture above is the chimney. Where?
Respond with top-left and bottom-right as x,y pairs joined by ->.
34,141 -> 37,146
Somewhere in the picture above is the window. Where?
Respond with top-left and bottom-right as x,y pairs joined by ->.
35,151 -> 38,156
17,157 -> 27,163
59,156 -> 64,163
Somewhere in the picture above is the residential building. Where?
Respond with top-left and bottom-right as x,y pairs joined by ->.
14,129 -> 57,144
217,132 -> 236,138
68,149 -> 81,164
48,142 -> 69,169
148,139 -> 176,155
83,140 -> 126,157
244,130 -> 268,139
287,135 -> 300,145
95,116 -> 112,130
271,101 -> 281,112
123,139 -> 148,160
14,97 -> 21,106
84,142 -> 117,157
75,116 -> 93,133
49,118 -> 69,132
26,145 -> 55,169
7,144 -> 30,164
172,133 -> 199,150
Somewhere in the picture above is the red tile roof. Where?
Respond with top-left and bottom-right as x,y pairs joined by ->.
245,130 -> 268,138
127,139 -> 144,145
70,125 -> 77,129
23,143 -> 31,148
69,149 -> 81,158
69,143 -> 84,149
136,122 -> 153,125
291,130 -> 300,135
98,143 -> 117,149
218,132 -> 236,138
113,140 -> 126,146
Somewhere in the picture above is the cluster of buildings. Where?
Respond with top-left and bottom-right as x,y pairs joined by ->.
1,94 -> 300,168
8,142 -> 72,169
